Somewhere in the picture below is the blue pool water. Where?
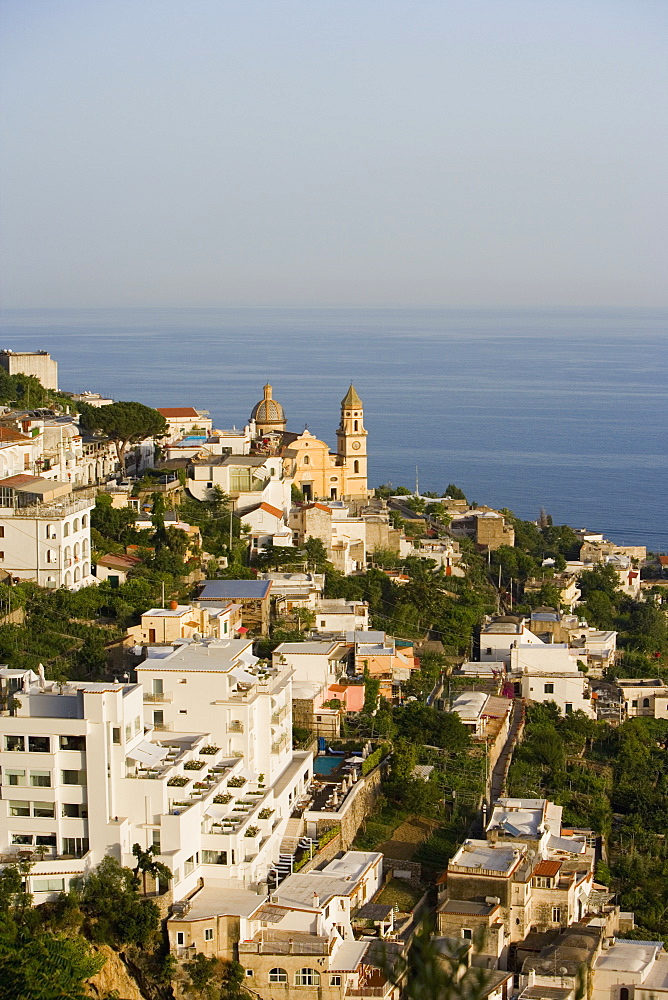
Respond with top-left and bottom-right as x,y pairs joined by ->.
313,755 -> 343,776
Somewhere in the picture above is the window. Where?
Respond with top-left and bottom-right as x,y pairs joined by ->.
82,514 -> 88,528
28,736 -> 50,753
112,728 -> 121,745
33,801 -> 55,818
551,907 -> 562,923
269,969 -> 288,984
204,928 -> 214,942
353,460 -> 359,474
486,647 -> 492,655
534,876 -> 550,888
36,834 -> 57,847
5,769 -> 26,786
33,878 -> 65,893
565,703 -> 573,714
544,683 -> 554,694
620,990 -> 629,1000
331,976 -> 342,986
295,969 -> 320,986
0,526 -> 4,538
61,769 -> 86,785
631,699 -> 638,708
643,698 -> 650,708
303,455 -> 310,466
5,735 -> 25,752
153,711 -> 164,728
125,724 -> 132,741
9,801 -> 30,817
60,735 -> 86,751
353,420 -> 358,431
152,830 -> 161,853
12,834 -> 33,845
63,523 -> 70,537
462,928 -> 472,940
245,970 -> 254,978
320,621 -> 326,628
176,932 -> 185,946
62,803 -> 86,818
62,837 -> 89,857
30,770 -> 51,787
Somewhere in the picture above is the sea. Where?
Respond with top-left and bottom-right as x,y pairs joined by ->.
0,307 -> 666,552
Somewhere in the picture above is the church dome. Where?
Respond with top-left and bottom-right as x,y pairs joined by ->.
250,383 -> 286,430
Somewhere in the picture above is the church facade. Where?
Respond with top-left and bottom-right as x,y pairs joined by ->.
248,384 -> 370,502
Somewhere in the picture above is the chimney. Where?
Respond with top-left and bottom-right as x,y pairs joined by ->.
312,892 -> 320,908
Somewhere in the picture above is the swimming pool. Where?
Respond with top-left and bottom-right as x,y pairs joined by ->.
313,755 -> 343,776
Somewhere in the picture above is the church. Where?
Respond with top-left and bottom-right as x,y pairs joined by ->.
249,383 -> 369,502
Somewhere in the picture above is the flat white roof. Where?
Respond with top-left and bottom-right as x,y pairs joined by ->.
137,638 -> 254,673
450,839 -> 524,874
452,691 -> 488,721
595,941 -> 662,974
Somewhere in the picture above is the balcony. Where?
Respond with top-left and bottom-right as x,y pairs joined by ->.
227,721 -> 244,733
144,692 -> 174,703
12,490 -> 96,519
153,722 -> 173,732
239,933 -> 331,956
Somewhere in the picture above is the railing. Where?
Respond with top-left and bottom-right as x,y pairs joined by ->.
228,721 -> 244,733
144,692 -> 174,703
271,735 -> 289,755
239,938 -> 331,956
11,490 -> 96,519
153,722 -> 173,732
349,987 -> 394,998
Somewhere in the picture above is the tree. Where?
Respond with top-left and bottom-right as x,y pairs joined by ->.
445,484 -> 467,502
80,855 -> 160,947
131,843 -> 172,895
79,400 -> 167,472
304,536 -> 329,570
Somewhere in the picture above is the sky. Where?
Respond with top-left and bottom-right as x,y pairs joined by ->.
0,0 -> 666,309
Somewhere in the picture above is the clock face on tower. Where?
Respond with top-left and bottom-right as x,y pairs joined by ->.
351,441 -> 361,450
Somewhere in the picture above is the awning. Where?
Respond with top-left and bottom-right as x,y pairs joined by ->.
237,626 -> 248,633
128,740 -> 170,766
232,667 -> 257,686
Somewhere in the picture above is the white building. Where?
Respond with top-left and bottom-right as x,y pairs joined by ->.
312,599 -> 370,634
0,476 -> 95,590
273,641 -> 350,688
616,678 -> 668,719
593,940 -> 668,1000
0,644 -> 314,903
480,617 -> 544,664
509,644 -> 595,717
188,454 -> 291,516
0,350 -> 58,389
156,407 -> 213,444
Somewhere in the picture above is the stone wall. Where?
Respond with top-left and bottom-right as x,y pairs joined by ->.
304,761 -> 385,849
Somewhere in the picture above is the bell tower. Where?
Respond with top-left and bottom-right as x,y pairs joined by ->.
337,384 -> 368,498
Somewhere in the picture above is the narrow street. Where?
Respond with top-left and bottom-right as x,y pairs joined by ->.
490,698 -> 525,802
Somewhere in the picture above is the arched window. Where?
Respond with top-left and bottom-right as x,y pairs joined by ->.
64,571 -> 71,587
620,989 -> 629,1000
45,523 -> 55,539
643,698 -> 650,708
82,562 -> 89,577
353,460 -> 359,474
64,546 -> 72,565
82,539 -> 89,556
353,419 -> 358,431
46,549 -> 54,564
82,514 -> 88,528
73,567 -> 81,583
303,455 -> 310,466
269,969 -> 288,984
63,522 -> 70,537
74,542 -> 81,560
295,969 -> 320,987
73,518 -> 80,532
